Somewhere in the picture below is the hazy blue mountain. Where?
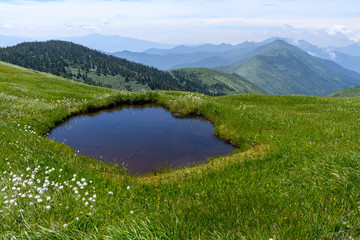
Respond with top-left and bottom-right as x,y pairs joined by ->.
329,51 -> 360,74
114,37 -> 360,74
0,35 -> 28,47
59,33 -> 175,52
112,51 -> 230,70
283,40 -> 360,74
113,41 -> 261,70
144,42 -> 258,55
289,40 -> 335,59
217,40 -> 360,96
332,43 -> 360,56
0,34 -> 175,52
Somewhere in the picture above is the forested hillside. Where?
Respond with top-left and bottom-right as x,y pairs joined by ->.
0,41 -> 233,95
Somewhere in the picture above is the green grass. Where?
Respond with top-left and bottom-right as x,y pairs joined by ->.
169,68 -> 269,95
329,86 -> 360,97
1,61 -> 360,239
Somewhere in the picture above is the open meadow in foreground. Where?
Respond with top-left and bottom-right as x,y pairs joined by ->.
1,61 -> 360,239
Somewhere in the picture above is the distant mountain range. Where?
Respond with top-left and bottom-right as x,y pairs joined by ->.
112,37 -> 360,74
1,34 -> 359,74
0,40 -> 264,96
114,39 -> 360,96
0,34 -> 175,52
112,40 -> 265,70
287,40 -> 360,74
59,34 -> 175,53
0,35 -> 35,47
332,43 -> 360,56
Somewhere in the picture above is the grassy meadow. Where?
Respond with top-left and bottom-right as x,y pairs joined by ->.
1,61 -> 360,239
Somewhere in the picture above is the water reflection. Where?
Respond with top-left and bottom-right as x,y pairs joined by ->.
48,104 -> 235,175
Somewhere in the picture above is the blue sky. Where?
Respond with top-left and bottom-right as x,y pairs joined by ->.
0,0 -> 359,46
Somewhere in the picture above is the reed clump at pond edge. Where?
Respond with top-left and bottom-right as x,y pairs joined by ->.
1,61 -> 360,239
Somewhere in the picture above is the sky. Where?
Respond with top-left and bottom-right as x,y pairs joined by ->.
0,0 -> 360,46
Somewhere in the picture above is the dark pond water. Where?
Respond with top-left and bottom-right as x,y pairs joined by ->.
48,104 -> 235,175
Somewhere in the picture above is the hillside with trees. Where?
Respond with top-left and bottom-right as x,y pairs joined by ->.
0,40 -> 266,96
0,41 -> 222,95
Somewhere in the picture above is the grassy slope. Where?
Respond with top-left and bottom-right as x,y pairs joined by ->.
169,67 -> 269,95
329,86 -> 360,97
1,61 -> 360,239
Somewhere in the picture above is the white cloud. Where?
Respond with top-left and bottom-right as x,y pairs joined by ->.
327,25 -> 360,42
0,0 -> 359,45
2,23 -> 14,29
327,25 -> 354,36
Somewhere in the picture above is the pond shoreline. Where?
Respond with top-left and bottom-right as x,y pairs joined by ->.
47,99 -> 236,174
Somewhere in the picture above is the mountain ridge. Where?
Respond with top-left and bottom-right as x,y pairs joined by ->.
0,40 -> 264,96
112,37 -> 360,74
216,40 -> 360,96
